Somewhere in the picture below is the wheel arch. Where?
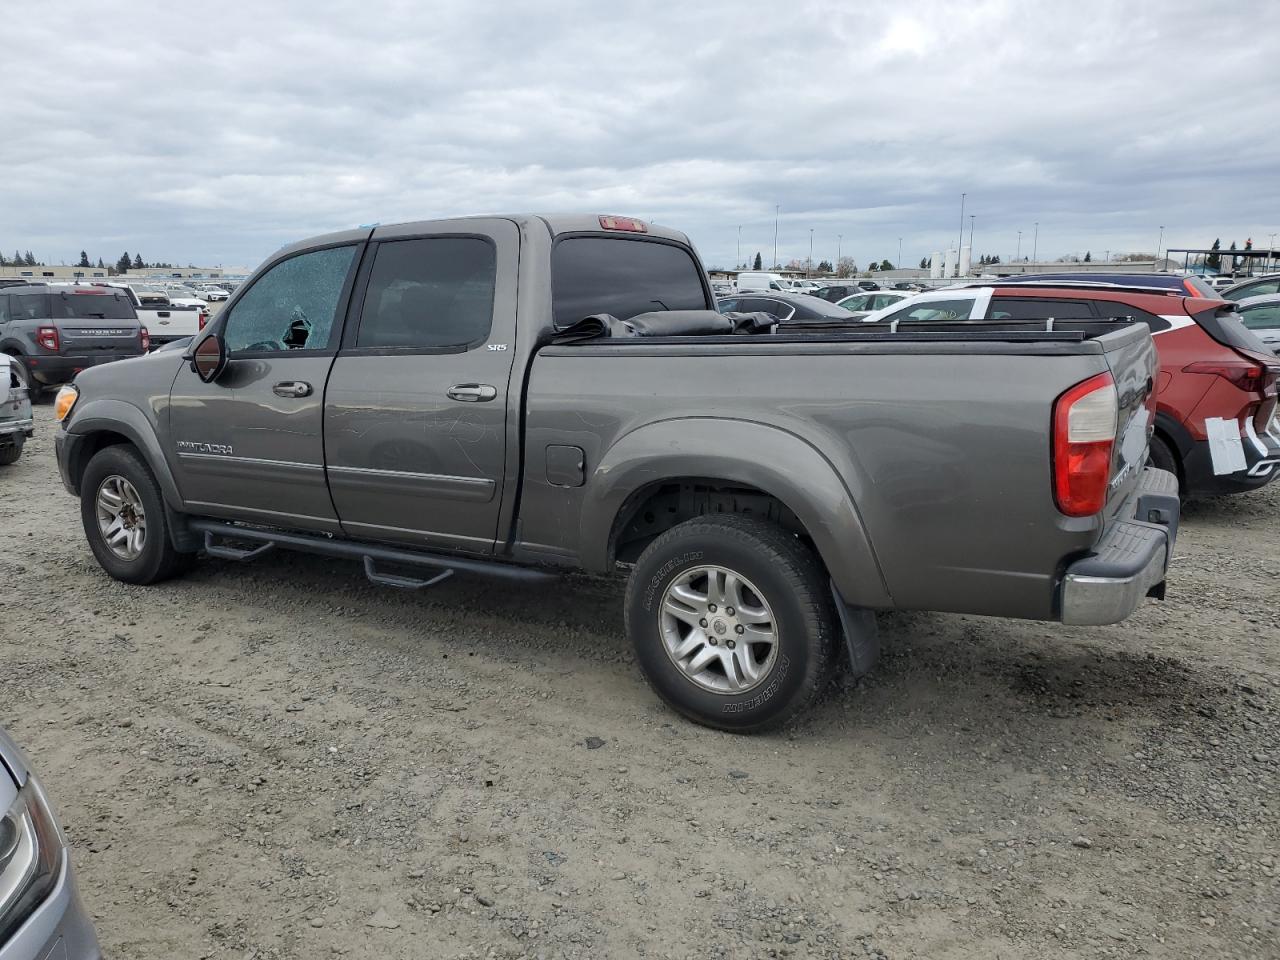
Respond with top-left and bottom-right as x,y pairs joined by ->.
580,418 -> 891,608
65,399 -> 183,510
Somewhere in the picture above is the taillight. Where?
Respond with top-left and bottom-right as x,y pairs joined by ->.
1053,372 -> 1118,517
140,326 -> 150,351
598,215 -> 648,233
1182,358 -> 1266,393
35,326 -> 59,351
198,309 -> 209,330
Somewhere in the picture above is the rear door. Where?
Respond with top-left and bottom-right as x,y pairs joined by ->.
167,241 -> 362,531
323,219 -> 519,553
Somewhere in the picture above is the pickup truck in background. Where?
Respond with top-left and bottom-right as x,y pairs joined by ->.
53,215 -> 1178,731
120,285 -> 207,347
1,284 -> 149,401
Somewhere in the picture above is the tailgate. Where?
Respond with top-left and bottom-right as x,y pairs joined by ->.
1096,322 -> 1160,512
57,322 -> 143,353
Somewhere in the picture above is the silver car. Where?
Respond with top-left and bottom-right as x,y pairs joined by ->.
1236,293 -> 1280,355
0,729 -> 100,960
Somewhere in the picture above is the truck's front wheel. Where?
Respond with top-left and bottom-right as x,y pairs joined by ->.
624,515 -> 836,732
81,445 -> 193,585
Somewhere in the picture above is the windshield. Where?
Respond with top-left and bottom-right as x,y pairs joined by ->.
51,292 -> 137,320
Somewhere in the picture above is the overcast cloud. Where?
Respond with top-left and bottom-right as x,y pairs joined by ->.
4,0 -> 1278,272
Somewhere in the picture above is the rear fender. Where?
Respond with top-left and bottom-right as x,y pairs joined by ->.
579,418 -> 891,608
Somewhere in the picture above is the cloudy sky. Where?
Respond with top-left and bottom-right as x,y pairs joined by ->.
5,1 -> 1278,272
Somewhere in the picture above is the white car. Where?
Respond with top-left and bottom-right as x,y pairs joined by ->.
195,285 -> 229,301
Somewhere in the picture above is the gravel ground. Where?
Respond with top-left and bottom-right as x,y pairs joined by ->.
2,403 -> 1277,959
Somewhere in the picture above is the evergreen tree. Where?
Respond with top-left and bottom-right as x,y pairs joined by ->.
989,255 -> 1000,265
12,251 -> 22,267
879,259 -> 893,271
0,252 -> 7,266
753,252 -> 762,270
132,253 -> 144,270
1083,251 -> 1092,262
78,250 -> 91,267
24,251 -> 36,266
96,257 -> 105,269
117,252 -> 132,274
919,257 -> 928,269
1206,238 -> 1221,270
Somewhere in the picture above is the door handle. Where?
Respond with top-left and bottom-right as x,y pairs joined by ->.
447,383 -> 497,402
273,381 -> 313,398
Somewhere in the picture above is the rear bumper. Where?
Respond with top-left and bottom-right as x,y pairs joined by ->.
26,353 -> 142,386
1181,418 -> 1280,496
0,417 -> 34,440
1059,466 -> 1179,626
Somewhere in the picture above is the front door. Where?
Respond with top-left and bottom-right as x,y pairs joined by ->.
167,242 -> 362,531
323,219 -> 519,553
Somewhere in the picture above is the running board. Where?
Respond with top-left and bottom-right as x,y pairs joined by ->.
188,519 -> 556,587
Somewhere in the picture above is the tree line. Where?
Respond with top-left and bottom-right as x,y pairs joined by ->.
0,247 -> 178,274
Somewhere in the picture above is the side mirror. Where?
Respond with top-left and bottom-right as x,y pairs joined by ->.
186,334 -> 227,383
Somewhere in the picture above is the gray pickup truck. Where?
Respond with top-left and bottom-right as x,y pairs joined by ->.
53,215 -> 1179,731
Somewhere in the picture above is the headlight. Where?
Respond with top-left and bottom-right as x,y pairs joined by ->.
54,384 -> 78,423
0,779 -> 63,943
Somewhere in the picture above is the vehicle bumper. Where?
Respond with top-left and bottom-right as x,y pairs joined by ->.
54,431 -> 78,495
1180,416 -> 1280,496
0,854 -> 102,960
0,418 -> 34,441
26,353 -> 141,386
1059,466 -> 1179,626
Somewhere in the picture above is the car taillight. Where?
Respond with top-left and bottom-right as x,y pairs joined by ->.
198,309 -> 209,330
35,326 -> 59,351
140,326 -> 150,351
1053,372 -> 1118,517
598,215 -> 648,233
1181,358 -> 1266,392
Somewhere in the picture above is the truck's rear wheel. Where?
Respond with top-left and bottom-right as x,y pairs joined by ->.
81,445 -> 193,585
624,515 -> 835,732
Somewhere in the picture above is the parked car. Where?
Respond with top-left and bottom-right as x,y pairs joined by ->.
811,283 -> 865,302
111,285 -> 204,347
734,271 -> 789,292
717,291 -> 859,323
0,284 -> 148,400
55,214 -> 1176,731
997,272 -> 1218,298
862,283 -> 1280,496
0,726 -> 102,960
1206,275 -> 1239,291
194,285 -> 229,301
1221,273 -> 1280,302
836,290 -> 911,314
1236,294 -> 1280,355
0,355 -> 34,465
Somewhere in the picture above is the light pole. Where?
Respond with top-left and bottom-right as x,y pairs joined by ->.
737,225 -> 741,269
957,193 -> 966,275
968,215 -> 975,261
808,228 -> 814,278
1016,230 -> 1022,262
897,237 -> 902,271
837,234 -> 843,276
773,205 -> 779,269
1032,222 -> 1039,264
1156,225 -> 1164,266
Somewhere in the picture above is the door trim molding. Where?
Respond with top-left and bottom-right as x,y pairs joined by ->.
326,464 -> 496,503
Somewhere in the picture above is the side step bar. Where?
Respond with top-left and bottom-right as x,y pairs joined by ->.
188,518 -> 556,590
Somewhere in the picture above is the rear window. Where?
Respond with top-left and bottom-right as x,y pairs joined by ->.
552,237 -> 708,327
50,291 -> 136,320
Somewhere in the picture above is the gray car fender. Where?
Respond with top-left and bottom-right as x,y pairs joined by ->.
579,417 -> 892,609
66,398 -> 184,511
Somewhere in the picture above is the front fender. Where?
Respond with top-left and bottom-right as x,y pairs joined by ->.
579,417 -> 892,608
65,398 -> 182,510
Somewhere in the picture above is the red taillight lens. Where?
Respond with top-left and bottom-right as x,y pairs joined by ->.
599,215 -> 648,233
35,326 -> 59,351
1182,358 -> 1265,392
140,326 -> 150,351
1053,372 -> 1118,517
198,310 -> 208,331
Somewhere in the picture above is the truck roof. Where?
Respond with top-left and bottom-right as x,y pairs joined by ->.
273,215 -> 692,262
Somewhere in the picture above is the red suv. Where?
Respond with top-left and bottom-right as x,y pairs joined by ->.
869,283 -> 1280,496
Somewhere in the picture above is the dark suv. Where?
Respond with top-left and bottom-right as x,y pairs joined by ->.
0,284 -> 148,400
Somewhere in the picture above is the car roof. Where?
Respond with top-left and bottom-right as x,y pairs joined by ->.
994,272 -> 1191,291
1224,273 -> 1280,293
1237,293 -> 1280,307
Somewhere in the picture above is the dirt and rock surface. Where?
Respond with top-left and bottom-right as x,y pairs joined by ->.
1,403 -> 1277,959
